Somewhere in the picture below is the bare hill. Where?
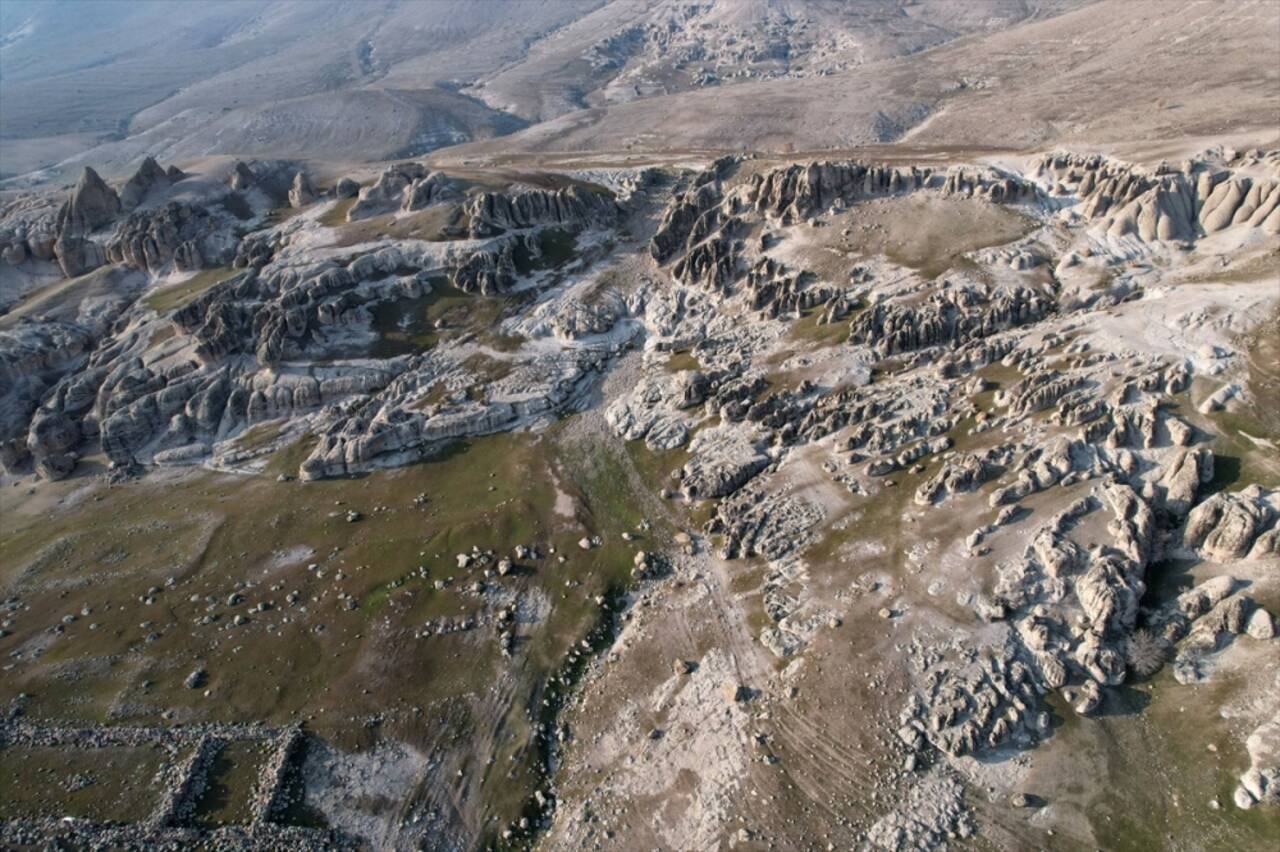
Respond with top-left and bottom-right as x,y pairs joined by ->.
0,0 -> 591,179
439,0 -> 1280,162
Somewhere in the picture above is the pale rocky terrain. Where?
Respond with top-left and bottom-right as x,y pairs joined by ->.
1,1 -> 1279,851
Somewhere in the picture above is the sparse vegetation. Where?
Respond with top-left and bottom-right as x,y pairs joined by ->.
317,197 -> 358,227
512,227 -> 579,275
0,424 -> 663,837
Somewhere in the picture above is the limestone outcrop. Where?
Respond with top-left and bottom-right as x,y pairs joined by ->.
1036,151 -> 1280,240
465,186 -> 618,238
1183,486 -> 1280,561
288,171 -> 316,208
348,163 -> 429,220
56,167 -> 121,236
106,201 -> 235,274
120,157 -> 173,210
401,172 -> 459,212
52,167 -> 121,276
1234,714 -> 1280,809
748,160 -> 1035,222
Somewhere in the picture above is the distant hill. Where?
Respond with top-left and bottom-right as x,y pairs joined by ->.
1,0 -> 1086,182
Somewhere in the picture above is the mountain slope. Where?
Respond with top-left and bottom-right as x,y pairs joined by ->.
1,0 -> 1094,182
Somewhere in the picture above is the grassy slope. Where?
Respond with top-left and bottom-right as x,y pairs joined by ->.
0,422 -> 659,833
143,266 -> 238,313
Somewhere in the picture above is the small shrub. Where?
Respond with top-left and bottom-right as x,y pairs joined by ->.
1125,628 -> 1169,677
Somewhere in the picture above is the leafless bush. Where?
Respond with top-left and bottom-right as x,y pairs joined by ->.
1125,628 -> 1169,677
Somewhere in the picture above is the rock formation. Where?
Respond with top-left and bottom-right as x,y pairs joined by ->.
1036,151 -> 1280,240
288,171 -> 316,208
120,156 -> 172,210
348,163 -> 429,220
465,186 -> 618,238
401,172 -> 459,212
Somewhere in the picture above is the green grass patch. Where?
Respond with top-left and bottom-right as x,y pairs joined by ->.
1173,379 -> 1279,495
1079,670 -> 1280,851
264,205 -> 306,226
318,197 -> 358,227
0,744 -> 167,821
330,202 -> 464,246
144,266 -> 237,313
369,279 -> 517,358
266,433 -> 318,477
624,438 -> 689,494
787,307 -> 855,348
193,739 -> 270,827
0,414 -> 670,837
512,228 -> 578,276
664,349 -> 702,372
233,421 -> 284,452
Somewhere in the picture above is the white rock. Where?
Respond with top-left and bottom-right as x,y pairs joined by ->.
1246,608 -> 1275,640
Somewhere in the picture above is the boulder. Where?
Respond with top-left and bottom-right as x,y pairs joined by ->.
335,177 -> 361,199
229,161 -> 257,190
1246,608 -> 1275,640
